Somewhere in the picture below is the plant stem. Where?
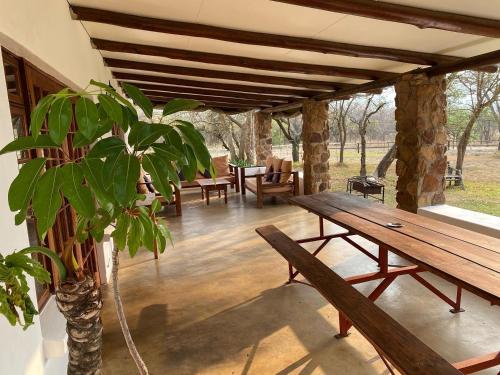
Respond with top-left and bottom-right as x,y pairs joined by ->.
112,247 -> 149,375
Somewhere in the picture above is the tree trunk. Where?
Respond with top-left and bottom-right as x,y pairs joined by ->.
56,275 -> 103,375
112,248 -> 149,375
373,144 -> 396,178
291,140 -> 299,162
360,131 -> 367,176
456,111 -> 480,173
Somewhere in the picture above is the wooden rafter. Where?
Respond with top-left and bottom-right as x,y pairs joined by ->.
112,72 -> 325,97
142,90 -> 275,107
117,81 -> 291,102
273,0 -> 500,38
94,39 -> 391,82
150,96 -> 256,109
264,49 -> 500,113
73,6 -> 480,66
104,58 -> 353,90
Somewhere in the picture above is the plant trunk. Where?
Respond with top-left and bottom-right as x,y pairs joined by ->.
360,132 -> 367,176
291,140 -> 299,162
373,144 -> 397,178
55,274 -> 102,375
112,248 -> 149,375
244,114 -> 255,164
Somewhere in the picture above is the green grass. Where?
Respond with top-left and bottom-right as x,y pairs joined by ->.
297,148 -> 500,216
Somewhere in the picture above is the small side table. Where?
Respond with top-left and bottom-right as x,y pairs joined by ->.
197,178 -> 232,205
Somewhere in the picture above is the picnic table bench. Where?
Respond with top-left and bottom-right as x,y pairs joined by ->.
257,225 -> 462,375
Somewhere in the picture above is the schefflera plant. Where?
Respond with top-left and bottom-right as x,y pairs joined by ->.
0,80 -> 212,375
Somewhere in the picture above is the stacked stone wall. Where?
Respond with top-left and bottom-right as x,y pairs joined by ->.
302,100 -> 330,195
395,73 -> 447,212
254,111 -> 272,165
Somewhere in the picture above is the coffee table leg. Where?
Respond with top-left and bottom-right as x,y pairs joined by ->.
201,187 -> 204,200
206,187 -> 210,205
218,189 -> 221,198
224,186 -> 227,204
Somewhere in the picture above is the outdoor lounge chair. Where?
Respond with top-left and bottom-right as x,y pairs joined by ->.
137,171 -> 182,216
180,155 -> 238,191
245,156 -> 299,208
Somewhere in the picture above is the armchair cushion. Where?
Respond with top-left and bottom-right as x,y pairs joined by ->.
279,160 -> 293,183
246,179 -> 293,194
271,157 -> 284,183
213,155 -> 230,177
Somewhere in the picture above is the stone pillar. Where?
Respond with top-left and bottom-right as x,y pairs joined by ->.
254,111 -> 272,165
302,100 -> 330,195
395,73 -> 447,213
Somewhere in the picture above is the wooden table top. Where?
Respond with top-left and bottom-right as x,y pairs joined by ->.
196,177 -> 232,187
289,192 -> 500,305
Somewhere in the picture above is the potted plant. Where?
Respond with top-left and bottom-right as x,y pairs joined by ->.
0,80 -> 212,374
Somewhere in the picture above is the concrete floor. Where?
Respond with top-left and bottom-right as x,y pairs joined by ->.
101,190 -> 499,375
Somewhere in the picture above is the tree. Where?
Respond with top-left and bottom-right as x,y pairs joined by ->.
330,99 -> 353,165
448,71 -> 500,173
350,95 -> 386,176
0,82 -> 211,374
274,117 -> 302,162
373,143 -> 397,178
488,100 -> 500,150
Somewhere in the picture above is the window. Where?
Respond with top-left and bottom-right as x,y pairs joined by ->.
2,48 -> 101,309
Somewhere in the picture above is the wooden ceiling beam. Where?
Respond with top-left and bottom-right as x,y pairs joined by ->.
119,81 -> 291,102
112,72 -> 324,97
264,49 -> 500,113
105,58 -> 352,90
273,0 -> 500,38
141,90 -> 276,107
94,39 -> 382,83
150,96 -> 257,109
73,6 -> 478,66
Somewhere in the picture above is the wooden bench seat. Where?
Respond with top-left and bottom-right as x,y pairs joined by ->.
256,225 -> 462,375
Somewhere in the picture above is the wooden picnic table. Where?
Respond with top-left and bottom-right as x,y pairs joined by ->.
286,192 -> 500,373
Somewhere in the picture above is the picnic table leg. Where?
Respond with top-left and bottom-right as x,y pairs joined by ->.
450,286 -> 465,313
378,246 -> 389,274
319,217 -> 324,237
335,312 -> 351,338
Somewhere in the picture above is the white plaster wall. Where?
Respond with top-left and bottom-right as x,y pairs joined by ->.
0,0 -> 117,373
0,48 -> 46,375
0,0 -> 116,91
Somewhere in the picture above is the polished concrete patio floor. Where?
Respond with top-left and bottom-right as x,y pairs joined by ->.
101,190 -> 499,374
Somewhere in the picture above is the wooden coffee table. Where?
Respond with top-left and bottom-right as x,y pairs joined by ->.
197,178 -> 231,205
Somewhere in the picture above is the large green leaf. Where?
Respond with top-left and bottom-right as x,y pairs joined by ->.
181,144 -> 197,181
59,163 -> 95,218
112,212 -> 130,250
102,152 -> 123,190
32,167 -> 62,241
80,158 -> 114,206
97,94 -> 123,124
163,127 -> 184,152
75,97 -> 99,140
0,135 -> 58,155
142,154 -> 173,201
127,217 -> 143,257
48,97 -> 73,144
162,98 -> 202,117
174,122 -> 211,170
30,95 -> 55,140
90,80 -> 136,114
87,137 -> 126,158
122,83 -> 153,119
151,143 -> 183,162
8,158 -> 46,224
138,207 -> 155,252
8,158 -> 45,211
128,122 -> 166,148
112,154 -> 140,206
18,246 -> 67,281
